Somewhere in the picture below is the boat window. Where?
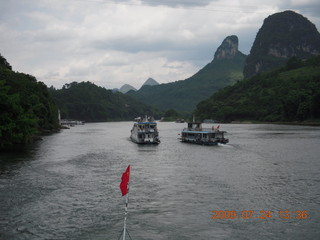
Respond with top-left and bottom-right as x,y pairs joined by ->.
216,132 -> 223,138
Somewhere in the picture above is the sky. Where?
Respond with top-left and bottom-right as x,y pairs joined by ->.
1,0 -> 320,90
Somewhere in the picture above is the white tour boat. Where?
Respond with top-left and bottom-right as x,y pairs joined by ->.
130,116 -> 160,144
179,121 -> 228,145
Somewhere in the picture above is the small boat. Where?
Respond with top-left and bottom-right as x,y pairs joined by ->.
179,121 -> 228,145
130,116 -> 160,144
175,119 -> 185,123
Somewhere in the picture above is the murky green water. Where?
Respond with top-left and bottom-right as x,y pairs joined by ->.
1,122 -> 320,239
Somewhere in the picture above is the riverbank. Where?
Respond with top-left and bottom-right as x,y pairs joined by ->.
230,120 -> 320,126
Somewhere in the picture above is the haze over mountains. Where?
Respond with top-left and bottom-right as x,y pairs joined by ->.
119,84 -> 137,94
142,78 -> 159,87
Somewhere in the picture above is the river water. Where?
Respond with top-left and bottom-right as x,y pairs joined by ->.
0,122 -> 320,240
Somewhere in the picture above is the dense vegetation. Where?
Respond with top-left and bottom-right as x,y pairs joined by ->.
195,57 -> 320,122
0,54 -> 59,150
128,52 -> 246,112
49,81 -> 161,122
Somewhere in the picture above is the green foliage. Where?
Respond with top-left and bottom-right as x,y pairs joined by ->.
0,63 -> 59,149
286,57 -> 303,70
195,56 -> 320,123
49,81 -> 161,122
161,109 -> 179,121
128,52 -> 246,112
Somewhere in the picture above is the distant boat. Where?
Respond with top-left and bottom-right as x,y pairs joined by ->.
130,116 -> 160,144
60,119 -> 85,126
175,119 -> 185,123
179,121 -> 228,145
203,119 -> 215,123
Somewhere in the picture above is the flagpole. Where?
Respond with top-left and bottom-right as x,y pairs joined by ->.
119,165 -> 132,240
122,185 -> 129,240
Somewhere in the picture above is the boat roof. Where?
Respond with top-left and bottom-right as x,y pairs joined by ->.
183,130 -> 211,134
182,130 -> 226,134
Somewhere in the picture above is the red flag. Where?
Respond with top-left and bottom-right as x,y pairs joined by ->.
120,165 -> 130,196
217,125 -> 220,130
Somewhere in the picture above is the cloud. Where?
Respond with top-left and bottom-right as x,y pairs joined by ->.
0,0 -> 319,89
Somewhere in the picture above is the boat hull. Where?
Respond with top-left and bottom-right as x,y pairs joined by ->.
180,138 -> 228,145
179,121 -> 228,146
130,135 -> 160,144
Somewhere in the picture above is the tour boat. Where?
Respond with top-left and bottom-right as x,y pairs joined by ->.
130,116 -> 160,144
179,121 -> 228,145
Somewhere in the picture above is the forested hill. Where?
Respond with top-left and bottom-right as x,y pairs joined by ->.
243,10 -> 320,79
49,81 -> 160,122
0,54 -> 59,150
195,56 -> 320,123
127,35 -> 246,112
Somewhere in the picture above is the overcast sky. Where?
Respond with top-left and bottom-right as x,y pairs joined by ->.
1,0 -> 320,89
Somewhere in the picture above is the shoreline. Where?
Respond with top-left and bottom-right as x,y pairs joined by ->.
230,120 -> 320,126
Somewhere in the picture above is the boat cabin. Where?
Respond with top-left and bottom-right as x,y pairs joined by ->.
180,121 -> 228,145
130,116 -> 160,144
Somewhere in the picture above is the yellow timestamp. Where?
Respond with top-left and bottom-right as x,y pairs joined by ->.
211,210 -> 309,220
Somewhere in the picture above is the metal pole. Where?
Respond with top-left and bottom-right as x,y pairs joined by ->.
122,184 -> 129,240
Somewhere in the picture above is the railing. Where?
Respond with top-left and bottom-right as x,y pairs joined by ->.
137,129 -> 157,133
182,127 -> 217,132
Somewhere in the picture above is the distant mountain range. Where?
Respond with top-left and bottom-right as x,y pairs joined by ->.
119,84 -> 137,93
119,77 -> 159,93
142,77 -> 159,87
127,35 -> 246,111
126,10 -> 320,115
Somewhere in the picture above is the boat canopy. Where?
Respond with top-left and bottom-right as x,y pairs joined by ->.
183,130 -> 211,134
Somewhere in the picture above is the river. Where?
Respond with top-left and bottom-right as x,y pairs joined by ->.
0,122 -> 320,239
